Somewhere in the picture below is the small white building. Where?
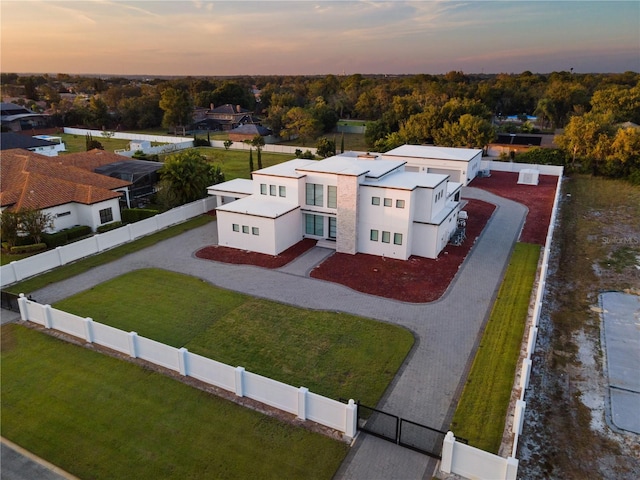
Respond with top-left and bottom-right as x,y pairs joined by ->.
209,150 -> 465,260
382,145 -> 483,185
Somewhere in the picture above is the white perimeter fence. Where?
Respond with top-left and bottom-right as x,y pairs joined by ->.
63,127 -> 316,157
440,165 -> 564,479
15,296 -> 357,440
0,197 -> 216,289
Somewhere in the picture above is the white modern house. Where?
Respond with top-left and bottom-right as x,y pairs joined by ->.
382,145 -> 483,185
208,149 -> 466,260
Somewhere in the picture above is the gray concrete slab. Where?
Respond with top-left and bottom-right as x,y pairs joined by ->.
9,186 -> 527,480
1,438 -> 77,480
600,291 -> 640,435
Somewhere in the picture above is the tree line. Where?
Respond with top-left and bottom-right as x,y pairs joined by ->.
2,70 -> 639,181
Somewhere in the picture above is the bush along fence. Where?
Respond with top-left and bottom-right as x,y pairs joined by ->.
15,296 -> 358,441
439,166 -> 564,480
0,197 -> 216,289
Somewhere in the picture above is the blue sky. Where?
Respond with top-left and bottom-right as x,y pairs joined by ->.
1,1 -> 638,75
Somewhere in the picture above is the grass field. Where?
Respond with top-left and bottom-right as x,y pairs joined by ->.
185,147 -> 294,180
450,242 -> 540,453
57,133 -> 132,153
54,268 -> 415,405
5,215 -> 214,295
1,323 -> 349,480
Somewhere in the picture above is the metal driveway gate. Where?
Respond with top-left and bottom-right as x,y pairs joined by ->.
1,291 -> 20,312
357,402 -> 453,459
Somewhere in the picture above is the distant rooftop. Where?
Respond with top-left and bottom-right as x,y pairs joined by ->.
383,145 -> 482,162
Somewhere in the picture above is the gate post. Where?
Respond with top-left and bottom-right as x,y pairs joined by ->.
440,431 -> 455,474
345,399 -> 357,439
17,293 -> 28,321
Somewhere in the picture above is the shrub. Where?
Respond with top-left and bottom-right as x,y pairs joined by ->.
65,225 -> 92,240
96,222 -> 123,233
121,209 -> 159,223
14,235 -> 35,247
193,136 -> 211,147
42,231 -> 68,248
10,243 -> 47,254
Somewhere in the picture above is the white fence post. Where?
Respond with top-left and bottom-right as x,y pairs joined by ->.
297,387 -> 308,420
9,261 -> 20,282
235,366 -> 245,397
513,400 -> 526,435
178,347 -> 188,375
128,331 -> 138,358
440,431 -> 455,474
18,293 -> 28,321
520,358 -> 532,390
83,317 -> 94,343
345,399 -> 357,439
527,326 -> 538,355
43,304 -> 53,329
506,457 -> 519,480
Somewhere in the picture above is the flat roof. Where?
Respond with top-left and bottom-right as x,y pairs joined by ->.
362,171 -> 448,190
383,145 -> 482,162
296,154 -> 405,178
253,159 -> 315,178
216,196 -> 298,219
207,178 -> 253,196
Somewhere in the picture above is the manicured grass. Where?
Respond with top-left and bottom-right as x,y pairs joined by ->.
57,133 -> 132,153
54,269 -> 415,405
171,147 -> 294,180
0,250 -> 36,266
450,242 -> 540,453
5,215 -> 214,295
1,323 -> 348,480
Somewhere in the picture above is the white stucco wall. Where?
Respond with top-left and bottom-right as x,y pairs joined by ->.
44,198 -> 121,232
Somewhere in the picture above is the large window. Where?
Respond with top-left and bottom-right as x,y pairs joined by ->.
279,186 -> 286,197
382,231 -> 390,243
370,229 -> 379,241
394,233 -> 403,245
396,199 -> 405,209
232,224 -> 239,232
305,214 -> 323,236
252,227 -> 259,235
270,185 -> 276,196
327,185 -> 337,209
242,225 -> 249,234
99,208 -> 113,224
372,196 -> 380,206
260,184 -> 267,195
384,198 -> 392,207
305,183 -> 323,206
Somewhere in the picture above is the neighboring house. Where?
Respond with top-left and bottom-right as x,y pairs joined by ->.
0,149 -> 130,232
381,145 -> 483,185
0,102 -> 51,132
61,149 -> 163,207
208,150 -> 464,260
486,133 -> 556,158
228,123 -> 273,142
0,132 -> 66,156
205,104 -> 255,130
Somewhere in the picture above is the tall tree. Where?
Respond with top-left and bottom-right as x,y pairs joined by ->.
159,87 -> 193,135
250,135 -> 265,169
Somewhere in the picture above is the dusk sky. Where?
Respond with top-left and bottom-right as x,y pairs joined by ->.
1,1 -> 638,76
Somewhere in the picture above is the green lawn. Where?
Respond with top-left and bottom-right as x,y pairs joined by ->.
450,243 -> 540,453
0,250 -> 37,266
54,269 -> 415,405
185,147 -> 294,180
1,323 -> 348,480
57,133 -> 132,153
5,215 -> 214,295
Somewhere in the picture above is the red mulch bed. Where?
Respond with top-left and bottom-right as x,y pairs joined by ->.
310,199 -> 496,303
196,238 -> 317,268
470,171 -> 557,245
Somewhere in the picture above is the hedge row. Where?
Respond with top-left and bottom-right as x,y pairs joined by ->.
42,225 -> 92,248
96,222 -> 123,233
121,209 -> 159,223
10,243 -> 47,254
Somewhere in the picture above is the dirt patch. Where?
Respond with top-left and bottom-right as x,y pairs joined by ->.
196,238 -> 317,268
311,200 -> 495,302
470,171 -> 557,245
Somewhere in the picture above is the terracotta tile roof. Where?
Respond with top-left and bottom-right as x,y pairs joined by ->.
0,149 -> 130,211
60,149 -> 130,171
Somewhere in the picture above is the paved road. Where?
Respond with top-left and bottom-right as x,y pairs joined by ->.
8,187 -> 526,480
1,438 -> 77,480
